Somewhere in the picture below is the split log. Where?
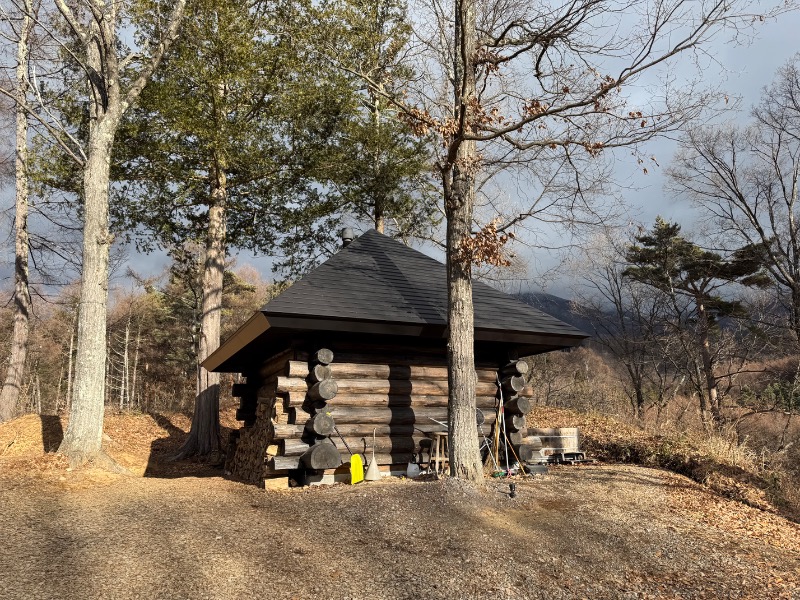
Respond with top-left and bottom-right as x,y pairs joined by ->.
501,375 -> 526,394
504,396 -> 531,415
304,412 -> 336,437
300,441 -> 341,469
276,376 -> 309,394
308,379 -> 338,402
313,348 -> 334,365
501,360 -> 529,376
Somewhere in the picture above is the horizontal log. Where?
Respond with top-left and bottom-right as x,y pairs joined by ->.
269,452 -> 420,471
274,421 -> 494,440
308,364 -> 332,383
277,376 -> 307,394
313,348 -> 334,365
308,379 -> 338,402
258,349 -> 294,379
305,412 -> 335,437
282,435 -> 431,456
501,375 -> 526,394
288,360 -> 498,382
507,414 -> 526,432
289,405 -> 496,426
296,348 -> 497,370
325,378 -> 497,396
284,391 -> 498,410
501,360 -> 529,376
504,396 -> 532,415
507,429 -> 528,445
518,438 -> 544,462
301,440 -> 341,469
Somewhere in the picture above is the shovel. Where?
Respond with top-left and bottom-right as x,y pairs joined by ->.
333,424 -> 364,484
365,428 -> 381,481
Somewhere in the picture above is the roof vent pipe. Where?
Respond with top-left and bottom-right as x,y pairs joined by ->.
341,227 -> 354,247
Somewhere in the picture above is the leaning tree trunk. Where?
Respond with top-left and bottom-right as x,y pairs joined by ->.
175,167 -> 227,458
0,0 -> 34,423
444,0 -> 482,482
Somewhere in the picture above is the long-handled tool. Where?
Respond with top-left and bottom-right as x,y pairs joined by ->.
364,428 -> 381,481
333,424 -> 363,484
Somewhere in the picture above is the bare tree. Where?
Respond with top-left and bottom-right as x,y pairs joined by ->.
572,233 -> 681,420
669,56 -> 800,347
0,0 -> 34,422
0,0 -> 188,463
385,0 -> 776,479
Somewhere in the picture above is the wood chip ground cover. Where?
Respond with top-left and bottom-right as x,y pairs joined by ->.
1,412 -> 799,599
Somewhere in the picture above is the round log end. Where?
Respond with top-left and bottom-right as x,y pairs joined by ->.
314,348 -> 334,365
301,441 -> 341,470
518,440 -> 543,463
309,379 -> 338,401
505,396 -> 532,415
305,412 -> 335,437
501,375 -> 526,393
507,414 -> 526,432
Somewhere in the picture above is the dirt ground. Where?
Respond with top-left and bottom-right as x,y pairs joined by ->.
1,414 -> 799,599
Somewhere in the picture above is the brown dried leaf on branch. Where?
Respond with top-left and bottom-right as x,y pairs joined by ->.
454,219 -> 515,267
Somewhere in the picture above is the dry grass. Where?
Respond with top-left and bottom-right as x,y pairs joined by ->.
528,406 -> 800,522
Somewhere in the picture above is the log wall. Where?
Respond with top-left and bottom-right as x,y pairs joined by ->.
227,344 -> 538,484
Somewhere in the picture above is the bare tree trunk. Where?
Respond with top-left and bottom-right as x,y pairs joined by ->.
0,0 -> 34,423
120,313 -> 131,410
445,0 -> 482,482
54,0 -> 186,465
66,311 -> 75,412
175,165 -> 226,458
58,119 -> 117,463
696,298 -> 719,429
130,319 -> 141,410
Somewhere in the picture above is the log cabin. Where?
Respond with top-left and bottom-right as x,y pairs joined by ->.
203,229 -> 589,484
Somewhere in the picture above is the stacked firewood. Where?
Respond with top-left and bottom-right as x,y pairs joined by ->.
228,350 -> 291,483
499,359 -> 541,462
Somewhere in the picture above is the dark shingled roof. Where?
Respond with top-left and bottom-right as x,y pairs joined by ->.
204,229 -> 587,372
263,229 -> 585,338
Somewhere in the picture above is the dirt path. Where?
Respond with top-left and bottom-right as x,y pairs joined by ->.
1,464 -> 798,600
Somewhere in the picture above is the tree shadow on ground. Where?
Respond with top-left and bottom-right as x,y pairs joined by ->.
40,415 -> 64,452
144,412 -> 226,479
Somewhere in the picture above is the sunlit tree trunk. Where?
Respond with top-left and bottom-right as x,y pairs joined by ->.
53,0 -> 186,465
175,163 -> 226,458
0,0 -> 34,423
445,0 -> 482,482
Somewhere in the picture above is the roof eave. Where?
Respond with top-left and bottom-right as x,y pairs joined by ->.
201,312 -> 271,372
